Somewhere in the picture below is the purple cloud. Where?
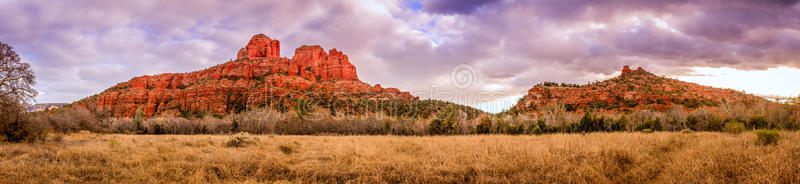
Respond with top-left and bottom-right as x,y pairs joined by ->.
1,0 -> 799,107
422,0 -> 500,15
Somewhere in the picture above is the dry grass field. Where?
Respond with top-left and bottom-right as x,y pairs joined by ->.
1,132 -> 799,183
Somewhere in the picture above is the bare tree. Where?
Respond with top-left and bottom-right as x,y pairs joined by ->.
1,42 -> 40,142
0,42 -> 37,104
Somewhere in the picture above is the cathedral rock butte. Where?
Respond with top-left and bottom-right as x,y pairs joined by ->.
72,34 -> 420,117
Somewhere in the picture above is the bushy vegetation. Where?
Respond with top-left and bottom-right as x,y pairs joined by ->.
1,116 -> 48,143
427,105 -> 461,135
225,132 -> 259,147
755,129 -> 780,146
723,121 -> 746,134
9,97 -> 800,137
3,80 -> 799,139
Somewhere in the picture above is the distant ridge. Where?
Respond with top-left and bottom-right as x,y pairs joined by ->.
27,103 -> 67,112
511,66 -> 766,114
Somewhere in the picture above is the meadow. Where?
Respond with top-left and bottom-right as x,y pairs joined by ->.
1,131 -> 798,183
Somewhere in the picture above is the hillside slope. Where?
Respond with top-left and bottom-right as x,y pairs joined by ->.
73,34 -> 482,119
512,66 -> 766,114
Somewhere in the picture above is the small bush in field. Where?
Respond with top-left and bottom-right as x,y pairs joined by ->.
279,145 -> 293,155
723,122 -> 746,134
109,138 -> 121,147
225,132 -> 258,148
755,129 -> 780,146
50,133 -> 65,143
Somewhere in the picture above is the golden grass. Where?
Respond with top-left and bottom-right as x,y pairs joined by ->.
1,132 -> 799,183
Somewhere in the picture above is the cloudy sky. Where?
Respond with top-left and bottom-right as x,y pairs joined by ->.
2,0 -> 800,113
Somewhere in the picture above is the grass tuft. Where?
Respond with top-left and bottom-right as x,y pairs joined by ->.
225,132 -> 258,148
279,145 -> 293,155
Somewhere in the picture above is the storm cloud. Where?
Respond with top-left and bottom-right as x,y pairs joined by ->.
1,0 -> 798,107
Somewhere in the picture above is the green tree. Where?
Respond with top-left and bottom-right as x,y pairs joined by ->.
133,108 -> 145,134
473,117 -> 492,134
579,111 -> 594,132
428,105 -> 460,135
747,115 -> 769,129
536,118 -> 548,133
611,115 -> 628,131
507,123 -> 525,135
635,117 -> 663,131
531,125 -> 542,135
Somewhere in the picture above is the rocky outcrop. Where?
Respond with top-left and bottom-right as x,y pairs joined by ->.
291,46 -> 359,81
513,66 -> 766,113
621,65 -> 632,75
74,34 -> 414,117
237,34 -> 280,59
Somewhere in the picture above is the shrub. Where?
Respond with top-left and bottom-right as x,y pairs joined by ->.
428,106 -> 460,135
109,138 -> 122,147
492,117 -> 508,134
723,121 -> 746,134
564,122 -> 581,133
49,133 -> 65,143
685,115 -> 699,131
635,118 -> 663,131
46,108 -> 102,133
755,129 -> 780,146
473,117 -> 492,134
747,115 -> 769,129
536,118 -> 553,133
531,125 -> 542,135
225,132 -> 259,148
507,123 -> 525,135
611,115 -> 628,132
279,145 -> 293,155
687,109 -> 723,131
578,111 -> 607,132
2,118 -> 49,143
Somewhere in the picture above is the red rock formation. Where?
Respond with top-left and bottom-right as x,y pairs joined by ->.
291,45 -> 359,81
73,34 -> 411,117
514,66 -> 766,114
621,65 -> 632,75
237,34 -> 280,59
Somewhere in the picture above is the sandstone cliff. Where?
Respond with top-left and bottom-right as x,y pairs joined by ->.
73,34 -> 417,117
